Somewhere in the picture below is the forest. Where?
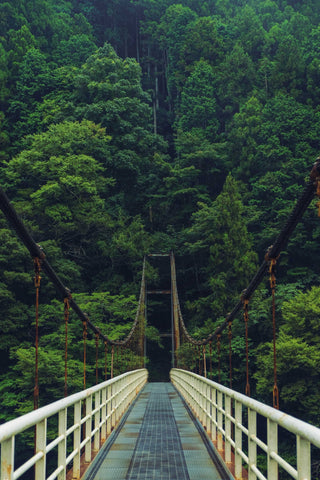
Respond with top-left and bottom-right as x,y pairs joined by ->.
1,0 -> 320,444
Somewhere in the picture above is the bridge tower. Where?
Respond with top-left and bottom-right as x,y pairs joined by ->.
146,253 -> 181,378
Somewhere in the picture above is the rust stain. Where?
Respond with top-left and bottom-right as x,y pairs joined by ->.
4,460 -> 12,479
111,443 -> 134,451
181,443 -> 202,450
212,438 -> 248,480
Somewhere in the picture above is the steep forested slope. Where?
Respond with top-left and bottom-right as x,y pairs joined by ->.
1,0 -> 320,428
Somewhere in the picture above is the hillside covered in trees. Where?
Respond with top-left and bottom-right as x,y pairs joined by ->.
1,0 -> 320,431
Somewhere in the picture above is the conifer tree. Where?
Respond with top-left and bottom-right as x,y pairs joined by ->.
184,174 -> 257,324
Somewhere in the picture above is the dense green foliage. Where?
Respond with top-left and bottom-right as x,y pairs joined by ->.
1,0 -> 320,442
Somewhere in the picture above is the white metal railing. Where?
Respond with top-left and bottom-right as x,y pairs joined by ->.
170,368 -> 320,480
0,369 -> 148,480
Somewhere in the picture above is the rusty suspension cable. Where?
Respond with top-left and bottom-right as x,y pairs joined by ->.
1,159 -> 320,387
83,319 -> 88,390
64,295 -> 71,397
110,345 -> 114,379
198,345 -> 202,376
168,158 -> 320,347
203,345 -> 207,378
33,257 -> 41,410
95,333 -> 100,385
243,299 -> 251,397
104,341 -> 108,380
0,184 -> 146,350
268,258 -> 280,409
228,321 -> 233,390
217,334 -> 221,383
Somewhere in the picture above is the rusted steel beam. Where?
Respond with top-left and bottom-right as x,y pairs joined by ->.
147,290 -> 171,294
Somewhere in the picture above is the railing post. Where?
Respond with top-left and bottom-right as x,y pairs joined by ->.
248,408 -> 257,480
113,382 -> 116,428
225,395 -> 232,464
94,391 -> 100,452
207,384 -> 213,437
203,381 -> 207,430
186,374 -> 192,411
267,418 -> 278,479
58,409 -> 67,480
1,437 -> 15,480
114,381 -> 119,424
127,375 -> 132,407
120,377 -> 125,417
101,387 -> 107,443
85,395 -> 92,463
200,380 -> 204,424
235,400 -> 242,479
117,380 -> 121,423
35,419 -> 47,480
203,381 -> 207,427
129,375 -> 134,404
111,383 -> 116,428
195,377 -> 200,419
73,401 -> 81,479
297,436 -> 311,480
211,386 -> 217,443
198,379 -> 202,422
124,377 -> 129,408
205,383 -> 210,433
217,390 -> 223,452
107,385 -> 112,435
192,376 -> 196,417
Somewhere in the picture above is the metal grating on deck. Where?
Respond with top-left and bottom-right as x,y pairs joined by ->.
126,383 -> 189,480
83,383 -> 232,480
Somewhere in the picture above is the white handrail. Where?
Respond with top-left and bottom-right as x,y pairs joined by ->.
0,369 -> 148,480
170,368 -> 320,480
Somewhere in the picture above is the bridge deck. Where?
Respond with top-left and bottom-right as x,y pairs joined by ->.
83,383 -> 233,480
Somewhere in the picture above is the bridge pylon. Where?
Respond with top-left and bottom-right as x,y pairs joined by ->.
147,253 -> 181,370
170,252 -> 180,367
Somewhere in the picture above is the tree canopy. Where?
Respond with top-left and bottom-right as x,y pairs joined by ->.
1,0 -> 320,436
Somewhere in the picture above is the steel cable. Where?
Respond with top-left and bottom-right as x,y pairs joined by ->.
0,185 -> 146,350
169,158 -> 320,346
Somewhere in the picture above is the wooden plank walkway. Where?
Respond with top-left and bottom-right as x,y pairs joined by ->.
83,383 -> 234,480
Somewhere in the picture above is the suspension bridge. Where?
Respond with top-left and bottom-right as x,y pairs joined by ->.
1,160 -> 320,480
